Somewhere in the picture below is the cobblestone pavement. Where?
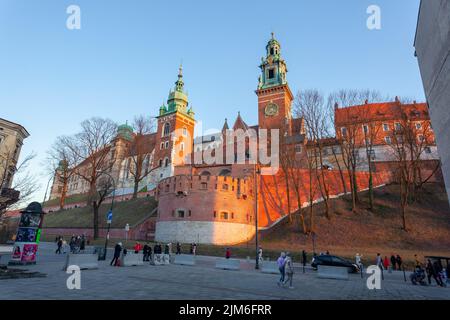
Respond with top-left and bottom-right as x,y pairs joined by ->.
0,243 -> 449,300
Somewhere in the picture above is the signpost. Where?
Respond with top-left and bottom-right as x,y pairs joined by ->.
125,223 -> 130,243
100,210 -> 113,261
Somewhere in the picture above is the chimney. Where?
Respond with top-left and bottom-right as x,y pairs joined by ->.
334,102 -> 339,110
365,99 -> 368,104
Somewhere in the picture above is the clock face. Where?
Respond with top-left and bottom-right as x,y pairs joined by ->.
265,103 -> 279,117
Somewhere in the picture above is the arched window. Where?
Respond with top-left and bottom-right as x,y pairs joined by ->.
180,142 -> 185,151
160,142 -> 164,150
163,122 -> 170,137
165,141 -> 169,149
182,127 -> 187,136
200,171 -> 211,176
164,158 -> 169,167
219,169 -> 231,177
159,159 -> 163,167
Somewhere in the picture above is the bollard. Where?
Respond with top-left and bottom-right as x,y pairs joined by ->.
403,266 -> 407,282
380,267 -> 384,280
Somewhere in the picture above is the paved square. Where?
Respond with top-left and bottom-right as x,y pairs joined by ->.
0,243 -> 449,300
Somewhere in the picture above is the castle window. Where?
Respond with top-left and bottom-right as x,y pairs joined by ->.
268,68 -> 275,79
424,146 -> 431,154
159,159 -> 163,167
295,144 -> 302,153
165,141 -> 169,149
180,142 -> 185,151
201,182 -> 208,190
165,158 -> 169,167
222,184 -> 229,191
415,122 -> 422,130
341,127 -> 347,137
213,211 -> 217,218
163,122 -> 171,137
182,127 -> 187,136
385,136 -> 392,144
362,124 -> 369,135
160,142 -> 164,150
176,210 -> 185,218
383,123 -> 389,131
270,48 -> 274,55
188,210 -> 192,217
231,212 -> 234,220
220,212 -> 228,220
395,123 -> 402,131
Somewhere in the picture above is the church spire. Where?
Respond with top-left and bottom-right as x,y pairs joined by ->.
258,33 -> 288,90
175,64 -> 184,92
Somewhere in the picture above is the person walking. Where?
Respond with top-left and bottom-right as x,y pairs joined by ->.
134,242 -> 142,254
390,254 -> 397,271
80,235 -> 86,253
414,254 -> 422,268
192,243 -> 197,256
376,253 -> 383,270
258,247 -> 263,265
225,247 -> 231,259
176,242 -> 181,255
302,250 -> 307,268
55,237 -> 63,254
383,256 -> 390,270
283,253 -> 295,289
110,242 -> 123,266
277,252 -> 286,286
433,260 -> 444,287
355,253 -> 363,271
143,243 -> 150,261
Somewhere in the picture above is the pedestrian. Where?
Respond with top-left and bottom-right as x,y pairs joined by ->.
143,243 -> 150,261
110,242 -> 122,266
414,254 -> 422,268
258,247 -> 263,265
134,242 -> 142,254
283,253 -> 294,289
80,235 -> 86,253
225,247 -> 231,259
383,256 -> 390,270
176,242 -> 181,255
55,237 -> 63,254
433,260 -> 444,287
376,253 -> 383,270
396,255 -> 403,271
193,243 -> 197,256
302,250 -> 307,268
164,244 -> 170,255
62,239 -> 68,254
277,252 -> 286,286
355,253 -> 363,272
390,254 -> 397,271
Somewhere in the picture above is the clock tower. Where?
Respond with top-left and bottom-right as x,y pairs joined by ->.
256,33 -> 294,135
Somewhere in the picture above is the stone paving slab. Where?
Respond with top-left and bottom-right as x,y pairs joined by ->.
0,243 -> 449,300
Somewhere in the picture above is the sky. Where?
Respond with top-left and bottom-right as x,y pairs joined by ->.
0,0 -> 425,204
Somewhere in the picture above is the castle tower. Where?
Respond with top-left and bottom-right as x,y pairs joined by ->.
154,65 -> 195,176
256,33 -> 294,135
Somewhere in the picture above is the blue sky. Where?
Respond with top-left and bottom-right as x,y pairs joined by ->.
0,0 -> 424,203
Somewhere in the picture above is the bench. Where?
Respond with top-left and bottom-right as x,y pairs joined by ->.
63,253 -> 98,271
173,254 -> 196,266
260,261 -> 279,274
317,265 -> 349,280
121,253 -> 144,267
215,258 -> 240,271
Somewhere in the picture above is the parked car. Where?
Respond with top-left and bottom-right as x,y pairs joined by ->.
311,255 -> 359,273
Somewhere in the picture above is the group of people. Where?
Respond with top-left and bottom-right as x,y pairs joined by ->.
110,241 -> 175,266
372,253 -> 403,271
411,255 -> 448,287
277,252 -> 295,289
54,235 -> 86,254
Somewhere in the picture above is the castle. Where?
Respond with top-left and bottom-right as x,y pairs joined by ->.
49,34 -> 440,245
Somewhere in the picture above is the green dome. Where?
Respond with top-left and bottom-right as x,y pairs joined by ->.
117,122 -> 133,141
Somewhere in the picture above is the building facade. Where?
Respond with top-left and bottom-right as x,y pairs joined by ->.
414,0 -> 450,204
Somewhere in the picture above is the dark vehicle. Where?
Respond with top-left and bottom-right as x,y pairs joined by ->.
311,255 -> 359,273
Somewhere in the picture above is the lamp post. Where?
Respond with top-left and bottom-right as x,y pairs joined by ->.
246,164 -> 260,270
97,171 -> 116,260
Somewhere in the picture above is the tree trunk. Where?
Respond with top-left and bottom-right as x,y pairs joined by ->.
133,180 -> 139,199
368,169 -> 374,211
59,183 -> 68,210
93,200 -> 99,239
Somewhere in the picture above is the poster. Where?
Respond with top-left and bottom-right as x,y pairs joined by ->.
21,244 -> 38,262
16,228 -> 37,243
19,213 -> 42,228
11,245 -> 22,260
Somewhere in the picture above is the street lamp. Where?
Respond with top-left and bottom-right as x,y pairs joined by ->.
97,171 -> 116,260
245,164 -> 261,270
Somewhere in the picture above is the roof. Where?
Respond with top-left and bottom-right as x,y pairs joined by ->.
127,133 -> 156,156
0,117 -> 30,138
335,101 -> 429,126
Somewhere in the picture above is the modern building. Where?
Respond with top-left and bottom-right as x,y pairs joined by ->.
414,0 -> 450,204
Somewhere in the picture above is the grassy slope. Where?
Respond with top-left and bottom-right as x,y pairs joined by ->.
258,183 -> 450,266
42,197 -> 158,229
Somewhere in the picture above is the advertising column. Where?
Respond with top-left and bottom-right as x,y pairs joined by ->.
9,202 -> 45,265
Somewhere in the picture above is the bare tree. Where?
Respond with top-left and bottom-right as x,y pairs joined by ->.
295,89 -> 332,219
47,137 -> 78,210
0,151 -> 39,214
127,115 -> 156,199
60,118 -> 118,239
